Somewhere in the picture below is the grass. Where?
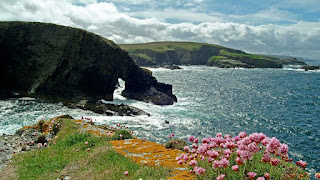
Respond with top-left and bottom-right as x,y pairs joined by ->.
12,118 -> 169,180
120,41 -> 224,52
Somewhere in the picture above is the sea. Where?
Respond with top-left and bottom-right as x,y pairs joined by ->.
0,66 -> 319,175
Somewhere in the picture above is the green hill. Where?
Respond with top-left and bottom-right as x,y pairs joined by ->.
119,42 -> 306,68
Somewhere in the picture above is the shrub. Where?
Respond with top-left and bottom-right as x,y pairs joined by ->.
112,130 -> 133,140
165,139 -> 187,151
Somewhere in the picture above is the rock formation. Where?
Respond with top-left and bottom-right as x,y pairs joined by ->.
0,21 -> 177,105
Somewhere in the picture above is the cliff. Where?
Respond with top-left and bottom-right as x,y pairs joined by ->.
0,22 -> 177,105
119,42 -> 306,68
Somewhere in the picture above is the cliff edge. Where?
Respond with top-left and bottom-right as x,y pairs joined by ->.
0,21 -> 177,105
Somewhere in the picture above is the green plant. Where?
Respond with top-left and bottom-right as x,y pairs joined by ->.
165,139 -> 187,151
112,130 -> 133,140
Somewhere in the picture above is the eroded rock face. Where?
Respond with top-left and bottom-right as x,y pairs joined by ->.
0,21 -> 177,105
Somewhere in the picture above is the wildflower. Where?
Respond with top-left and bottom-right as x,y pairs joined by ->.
212,160 -> 221,169
216,133 -> 222,137
183,146 -> 190,152
216,174 -> 225,180
239,132 -> 247,138
296,160 -> 308,168
175,156 -> 180,161
197,144 -> 207,154
315,173 -> 320,179
248,172 -> 257,179
76,149 -> 79,152
236,157 -> 244,165
261,154 -> 270,163
171,133 -> 174,137
257,177 -> 265,180
86,148 -> 90,151
220,158 -> 229,168
202,138 -> 210,144
85,142 -> 88,145
38,143 -> 43,147
194,138 -> 199,143
177,160 -> 183,165
188,160 -> 197,166
188,136 -> 194,142
208,157 -> 214,163
223,149 -> 231,155
266,137 -> 280,154
249,133 -> 261,143
270,158 -> 280,166
264,173 -> 270,179
207,150 -> 219,159
280,143 -> 289,155
194,166 -> 205,175
232,165 -> 239,172
124,171 -> 129,176
119,134 -> 123,139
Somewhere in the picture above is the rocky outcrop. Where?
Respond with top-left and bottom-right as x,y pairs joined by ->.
0,22 -> 177,105
68,100 -> 150,116
120,42 -> 306,68
301,65 -> 320,71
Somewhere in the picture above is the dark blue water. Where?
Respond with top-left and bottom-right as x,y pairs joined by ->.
0,66 -> 319,174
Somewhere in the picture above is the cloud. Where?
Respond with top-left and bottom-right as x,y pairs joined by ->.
0,0 -> 319,60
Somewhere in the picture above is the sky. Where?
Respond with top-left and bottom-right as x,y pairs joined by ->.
0,0 -> 320,61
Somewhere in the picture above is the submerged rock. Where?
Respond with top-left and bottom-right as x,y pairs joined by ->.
0,21 -> 177,106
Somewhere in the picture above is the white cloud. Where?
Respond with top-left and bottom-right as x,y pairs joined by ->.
0,0 -> 319,60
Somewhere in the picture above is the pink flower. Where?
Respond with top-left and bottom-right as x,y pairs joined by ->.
192,143 -> 198,149
119,134 -> 123,138
216,133 -> 222,137
239,132 -> 247,138
207,150 -> 219,159
188,160 -> 197,166
248,172 -> 257,179
248,143 -> 259,154
194,138 -> 199,143
85,141 -> 88,145
249,133 -> 261,143
220,158 -> 229,168
202,138 -> 210,144
261,154 -> 270,163
232,165 -> 239,172
86,148 -> 90,151
223,149 -> 231,155
212,160 -> 221,169
177,160 -> 183,165
216,174 -> 225,180
175,156 -> 180,161
188,136 -> 194,142
270,158 -> 280,166
257,177 -> 265,180
234,136 -> 240,141
264,173 -> 270,179
266,137 -> 280,154
280,144 -> 288,155
296,160 -> 308,168
208,157 -> 214,163
124,171 -> 128,176
183,146 -> 190,152
194,166 -> 205,175
197,144 -> 207,154
171,133 -> 174,137
236,157 -> 244,165
315,173 -> 320,179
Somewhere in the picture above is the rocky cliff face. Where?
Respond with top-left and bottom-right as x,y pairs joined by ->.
0,21 -> 176,105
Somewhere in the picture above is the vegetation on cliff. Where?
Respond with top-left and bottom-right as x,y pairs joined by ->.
0,21 -> 177,106
120,41 -> 306,68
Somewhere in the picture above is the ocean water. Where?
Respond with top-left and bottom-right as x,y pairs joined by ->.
0,66 -> 319,174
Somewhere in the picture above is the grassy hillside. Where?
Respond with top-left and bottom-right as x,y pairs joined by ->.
120,41 -> 306,68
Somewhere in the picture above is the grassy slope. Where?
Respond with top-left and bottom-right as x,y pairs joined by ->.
12,118 -> 169,180
120,41 -> 303,67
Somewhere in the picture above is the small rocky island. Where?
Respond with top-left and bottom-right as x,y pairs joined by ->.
0,21 -> 177,115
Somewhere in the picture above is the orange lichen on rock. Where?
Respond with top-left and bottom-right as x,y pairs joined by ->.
110,139 -> 195,180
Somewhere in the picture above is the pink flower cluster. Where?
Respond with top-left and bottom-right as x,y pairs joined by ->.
176,131 -> 302,179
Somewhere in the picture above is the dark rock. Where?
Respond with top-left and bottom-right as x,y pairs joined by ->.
68,100 -> 150,116
301,65 -> 320,71
0,21 -> 177,106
